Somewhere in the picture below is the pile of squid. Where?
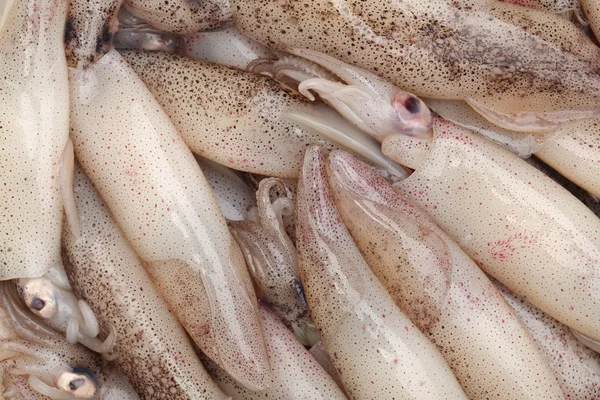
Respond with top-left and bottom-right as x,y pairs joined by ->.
2,0 -> 600,397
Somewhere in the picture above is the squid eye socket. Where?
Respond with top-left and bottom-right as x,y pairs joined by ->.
20,279 -> 58,319
56,368 -> 98,399
404,97 -> 421,114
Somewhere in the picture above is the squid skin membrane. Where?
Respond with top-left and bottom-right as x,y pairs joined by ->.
120,49 -> 406,179
180,23 -> 276,71
205,306 -> 348,400
391,119 -> 600,342
232,0 -> 600,132
425,98 -> 600,198
69,49 -> 271,391
123,0 -> 231,35
327,149 -> 565,400
535,122 -> 600,199
295,146 -> 468,400
0,0 -> 70,280
62,165 -> 228,400
495,281 -> 600,399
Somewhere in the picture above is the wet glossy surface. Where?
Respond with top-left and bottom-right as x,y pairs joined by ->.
63,165 -> 227,400
0,0 -> 69,280
328,149 -> 565,400
207,307 -> 347,400
397,119 -> 600,341
296,146 -> 468,400
233,0 -> 600,129
69,49 -> 270,391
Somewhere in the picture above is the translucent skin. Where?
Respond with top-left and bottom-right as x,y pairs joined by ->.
197,156 -> 256,221
229,178 -> 317,347
63,166 -> 228,400
295,146 -> 468,400
181,23 -> 276,71
232,0 -> 600,129
0,0 -> 69,280
496,282 -> 600,400
0,304 -> 108,400
535,122 -> 600,199
425,98 -> 600,198
120,49 -> 331,178
69,49 -> 270,391
395,119 -> 600,342
206,307 -> 348,400
327,150 -> 565,400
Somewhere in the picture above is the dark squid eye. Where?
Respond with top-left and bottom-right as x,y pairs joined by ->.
57,367 -> 99,399
404,97 -> 421,114
30,297 -> 46,311
69,378 -> 86,391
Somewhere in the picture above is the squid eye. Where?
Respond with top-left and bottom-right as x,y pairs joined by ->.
20,279 -> 58,319
404,97 -> 421,114
56,368 -> 98,399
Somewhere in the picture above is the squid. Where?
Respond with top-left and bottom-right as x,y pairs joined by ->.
205,306 -> 348,400
69,47 -> 270,390
232,0 -> 600,132
426,99 -> 600,199
0,295 -> 110,400
267,48 -> 433,140
295,146 -> 468,399
327,149 -> 564,399
0,0 -> 70,280
0,0 -> 111,356
62,165 -> 229,399
122,0 -> 231,34
229,178 -> 318,346
100,369 -> 141,400
386,119 -> 600,344
119,49 -> 406,179
495,281 -> 600,399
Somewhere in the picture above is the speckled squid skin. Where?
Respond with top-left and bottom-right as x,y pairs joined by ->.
496,281 -> 600,399
295,146 -> 468,400
119,50 -> 334,178
232,0 -> 600,129
68,49 -> 270,391
327,150 -> 565,400
123,0 -> 231,35
395,119 -> 600,342
535,121 -> 600,199
0,0 -> 69,280
65,0 -> 121,69
62,166 -> 228,400
205,306 -> 348,400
